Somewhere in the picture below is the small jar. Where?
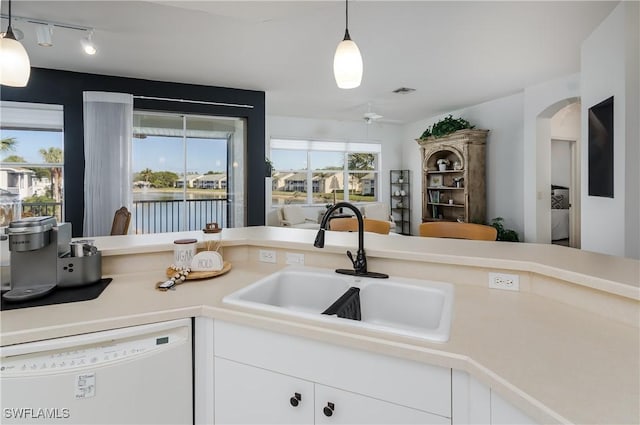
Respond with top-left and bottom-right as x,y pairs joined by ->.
203,222 -> 223,252
173,238 -> 198,269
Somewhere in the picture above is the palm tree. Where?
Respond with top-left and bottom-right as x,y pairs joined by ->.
1,137 -> 17,153
139,168 -> 153,182
39,147 -> 63,203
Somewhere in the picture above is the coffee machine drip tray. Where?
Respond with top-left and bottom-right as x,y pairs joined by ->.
1,278 -> 112,311
2,284 -> 57,302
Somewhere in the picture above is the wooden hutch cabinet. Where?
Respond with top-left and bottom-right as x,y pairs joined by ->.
416,129 -> 488,223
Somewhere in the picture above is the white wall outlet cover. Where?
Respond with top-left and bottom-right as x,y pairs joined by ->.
285,252 -> 305,265
259,249 -> 277,263
488,272 -> 520,291
191,251 -> 224,271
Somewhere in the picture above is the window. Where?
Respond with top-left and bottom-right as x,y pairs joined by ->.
0,102 -> 64,221
132,111 -> 244,233
270,139 -> 381,206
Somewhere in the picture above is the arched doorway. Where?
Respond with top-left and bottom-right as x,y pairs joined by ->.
534,98 -> 581,247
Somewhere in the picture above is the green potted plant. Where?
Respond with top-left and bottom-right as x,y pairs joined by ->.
490,217 -> 520,242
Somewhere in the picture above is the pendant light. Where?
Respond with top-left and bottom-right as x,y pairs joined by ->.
333,0 -> 362,89
0,0 -> 31,87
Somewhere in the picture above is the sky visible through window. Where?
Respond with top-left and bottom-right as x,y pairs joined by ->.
0,130 -> 227,175
0,129 -> 63,163
132,136 -> 227,174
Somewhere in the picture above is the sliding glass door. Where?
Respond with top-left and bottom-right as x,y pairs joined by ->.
131,111 -> 245,234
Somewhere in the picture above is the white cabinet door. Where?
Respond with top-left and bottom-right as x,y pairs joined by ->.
214,357 -> 314,424
314,384 -> 450,425
490,391 -> 538,425
451,370 -> 490,425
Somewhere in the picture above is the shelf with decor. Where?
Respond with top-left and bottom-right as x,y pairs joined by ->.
389,170 -> 410,235
416,129 -> 488,223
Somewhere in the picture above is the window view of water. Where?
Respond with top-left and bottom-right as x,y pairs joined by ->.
131,111 -> 236,234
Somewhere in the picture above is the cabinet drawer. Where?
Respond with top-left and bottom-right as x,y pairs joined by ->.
215,357 -> 314,424
214,321 -> 451,417
315,384 -> 450,424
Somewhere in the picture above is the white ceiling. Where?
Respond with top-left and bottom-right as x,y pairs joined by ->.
3,1 -> 617,124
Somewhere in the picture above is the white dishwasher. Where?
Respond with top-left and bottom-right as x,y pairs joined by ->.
0,318 -> 192,425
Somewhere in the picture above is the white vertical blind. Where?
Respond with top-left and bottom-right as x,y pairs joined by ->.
82,92 -> 133,236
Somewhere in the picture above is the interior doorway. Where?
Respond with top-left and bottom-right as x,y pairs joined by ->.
549,102 -> 581,248
550,138 -> 578,247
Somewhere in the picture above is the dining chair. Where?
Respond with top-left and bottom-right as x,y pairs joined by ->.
419,222 -> 497,241
329,217 -> 391,235
110,206 -> 132,235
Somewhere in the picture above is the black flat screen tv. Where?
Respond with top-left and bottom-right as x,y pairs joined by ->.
588,96 -> 614,198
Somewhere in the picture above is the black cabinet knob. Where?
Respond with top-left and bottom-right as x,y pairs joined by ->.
323,402 -> 335,417
290,392 -> 301,407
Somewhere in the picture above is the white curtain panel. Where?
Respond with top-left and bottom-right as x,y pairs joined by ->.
83,92 -> 133,236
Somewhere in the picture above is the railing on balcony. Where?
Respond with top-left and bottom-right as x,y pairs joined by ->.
21,202 -> 63,222
18,199 -> 228,235
132,198 -> 228,234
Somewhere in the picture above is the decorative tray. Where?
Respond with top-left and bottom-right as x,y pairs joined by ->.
165,262 -> 232,280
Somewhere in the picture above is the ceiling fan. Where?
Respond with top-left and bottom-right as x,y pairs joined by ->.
363,103 -> 383,124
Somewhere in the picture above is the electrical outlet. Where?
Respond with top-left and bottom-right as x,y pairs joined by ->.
488,272 -> 520,291
259,249 -> 277,263
285,252 -> 305,265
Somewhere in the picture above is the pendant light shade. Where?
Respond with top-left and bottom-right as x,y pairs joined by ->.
333,32 -> 362,89
333,0 -> 362,89
0,0 -> 31,87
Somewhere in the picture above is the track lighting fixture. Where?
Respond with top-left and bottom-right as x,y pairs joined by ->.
0,0 -> 31,87
36,24 -> 53,47
81,31 -> 96,55
0,13 -> 97,58
333,0 -> 362,89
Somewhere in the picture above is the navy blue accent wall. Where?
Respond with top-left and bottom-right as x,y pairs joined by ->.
0,68 -> 266,235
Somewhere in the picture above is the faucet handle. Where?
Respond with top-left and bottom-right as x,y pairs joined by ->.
346,250 -> 356,268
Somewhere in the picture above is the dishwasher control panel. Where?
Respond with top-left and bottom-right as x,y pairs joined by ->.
0,329 -> 186,377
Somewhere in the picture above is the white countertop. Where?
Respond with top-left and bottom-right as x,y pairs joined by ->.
95,226 -> 640,299
1,227 -> 639,425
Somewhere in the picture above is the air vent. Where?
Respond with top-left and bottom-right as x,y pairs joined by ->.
392,87 -> 416,94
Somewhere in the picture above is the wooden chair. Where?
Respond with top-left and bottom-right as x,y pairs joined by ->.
419,222 -> 497,241
329,218 -> 391,235
110,206 -> 131,235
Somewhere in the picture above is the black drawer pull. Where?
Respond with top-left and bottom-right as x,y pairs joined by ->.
290,392 -> 301,407
323,402 -> 335,417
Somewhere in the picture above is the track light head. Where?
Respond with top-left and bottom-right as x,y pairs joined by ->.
36,24 -> 53,47
81,31 -> 96,55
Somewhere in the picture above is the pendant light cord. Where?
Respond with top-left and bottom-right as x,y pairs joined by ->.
346,0 -> 349,30
343,0 -> 351,41
5,0 -> 16,39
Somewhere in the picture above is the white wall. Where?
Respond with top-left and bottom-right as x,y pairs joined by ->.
550,141 -> 571,188
266,115 -> 404,225
581,1 -> 640,258
551,101 -> 580,188
402,93 -> 525,237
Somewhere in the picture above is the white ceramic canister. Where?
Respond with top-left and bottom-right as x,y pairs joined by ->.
173,238 -> 198,269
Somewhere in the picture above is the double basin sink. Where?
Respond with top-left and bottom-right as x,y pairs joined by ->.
223,266 -> 454,342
